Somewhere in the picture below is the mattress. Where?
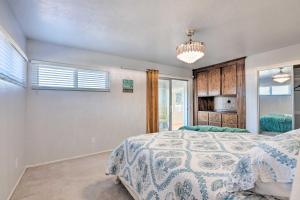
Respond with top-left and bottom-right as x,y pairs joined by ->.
106,130 -> 279,200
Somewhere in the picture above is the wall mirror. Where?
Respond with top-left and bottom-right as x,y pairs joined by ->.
258,66 -> 294,135
294,65 -> 300,129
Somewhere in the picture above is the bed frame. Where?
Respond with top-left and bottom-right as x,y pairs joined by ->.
116,176 -> 140,200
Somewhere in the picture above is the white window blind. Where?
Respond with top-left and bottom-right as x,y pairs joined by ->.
0,30 -> 27,86
32,63 -> 110,91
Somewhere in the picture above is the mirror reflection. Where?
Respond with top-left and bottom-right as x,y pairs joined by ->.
294,65 -> 300,129
258,66 -> 293,135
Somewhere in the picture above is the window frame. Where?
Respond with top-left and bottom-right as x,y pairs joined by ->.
259,85 -> 291,96
31,61 -> 110,92
271,85 -> 291,96
259,86 -> 271,95
0,26 -> 28,87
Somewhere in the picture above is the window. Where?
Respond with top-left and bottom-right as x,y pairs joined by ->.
272,85 -> 291,95
259,86 -> 271,95
31,63 -> 110,91
259,85 -> 291,95
0,29 -> 27,86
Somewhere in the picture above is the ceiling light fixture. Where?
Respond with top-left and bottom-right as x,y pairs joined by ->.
272,68 -> 291,83
176,29 -> 205,64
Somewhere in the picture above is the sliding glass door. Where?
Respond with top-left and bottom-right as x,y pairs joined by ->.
159,78 -> 188,131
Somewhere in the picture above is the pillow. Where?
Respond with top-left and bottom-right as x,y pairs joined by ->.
226,129 -> 300,198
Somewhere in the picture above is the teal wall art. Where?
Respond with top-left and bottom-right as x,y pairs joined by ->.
123,79 -> 134,93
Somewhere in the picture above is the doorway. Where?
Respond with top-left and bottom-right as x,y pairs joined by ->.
158,78 -> 188,131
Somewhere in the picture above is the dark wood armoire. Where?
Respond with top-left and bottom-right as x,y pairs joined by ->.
193,57 -> 246,128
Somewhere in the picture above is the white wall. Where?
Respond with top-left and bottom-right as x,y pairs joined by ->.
0,0 -> 25,52
26,39 -> 192,165
0,0 -> 27,199
246,43 -> 300,133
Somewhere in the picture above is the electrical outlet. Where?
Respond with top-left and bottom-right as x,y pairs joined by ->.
15,157 -> 19,169
91,137 -> 96,144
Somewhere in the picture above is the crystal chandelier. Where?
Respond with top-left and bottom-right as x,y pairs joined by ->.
176,30 -> 205,64
272,68 -> 291,83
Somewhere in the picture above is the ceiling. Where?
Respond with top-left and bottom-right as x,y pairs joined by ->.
259,67 -> 292,79
8,0 -> 300,69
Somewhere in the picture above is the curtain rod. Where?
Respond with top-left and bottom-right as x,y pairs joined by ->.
120,66 -> 192,79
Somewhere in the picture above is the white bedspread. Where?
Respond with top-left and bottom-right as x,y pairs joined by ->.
106,130 -> 278,200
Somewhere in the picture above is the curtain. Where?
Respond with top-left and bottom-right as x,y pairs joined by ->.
146,69 -> 159,133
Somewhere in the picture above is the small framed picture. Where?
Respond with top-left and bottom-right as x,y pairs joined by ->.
123,79 -> 133,93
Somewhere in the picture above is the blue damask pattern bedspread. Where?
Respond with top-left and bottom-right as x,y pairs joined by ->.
106,130 -> 277,200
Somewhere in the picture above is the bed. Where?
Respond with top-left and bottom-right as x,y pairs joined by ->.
260,114 -> 292,133
106,130 -> 281,200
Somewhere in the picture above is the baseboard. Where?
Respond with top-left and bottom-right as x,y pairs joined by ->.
26,149 -> 112,168
6,167 -> 27,200
6,149 -> 112,200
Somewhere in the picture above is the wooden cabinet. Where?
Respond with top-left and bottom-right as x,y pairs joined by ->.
197,71 -> 208,96
208,68 -> 221,96
197,111 -> 240,128
208,112 -> 221,127
197,69 -> 221,97
222,123 -> 237,128
198,111 -> 208,121
209,122 -> 222,127
209,112 -> 221,122
222,64 -> 237,95
199,111 -> 224,127
222,113 -> 238,128
197,111 -> 209,125
193,57 -> 246,128
198,121 -> 209,125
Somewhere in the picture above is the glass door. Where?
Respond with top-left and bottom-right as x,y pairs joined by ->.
159,78 -> 188,131
158,79 -> 170,131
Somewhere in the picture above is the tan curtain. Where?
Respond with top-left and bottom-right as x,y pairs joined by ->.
146,69 -> 159,133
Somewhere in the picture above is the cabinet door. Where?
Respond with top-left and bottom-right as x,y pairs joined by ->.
209,122 -> 222,127
222,64 -> 237,95
197,71 -> 208,96
222,113 -> 238,124
198,121 -> 209,125
198,111 -> 209,121
198,111 -> 209,125
208,68 -> 221,96
222,123 -> 237,128
221,113 -> 238,128
209,112 -> 221,122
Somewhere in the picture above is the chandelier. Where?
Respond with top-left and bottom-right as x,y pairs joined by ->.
272,68 -> 291,83
176,30 -> 205,64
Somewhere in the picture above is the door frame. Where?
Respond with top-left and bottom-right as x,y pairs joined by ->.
257,65 -> 295,133
159,77 -> 189,131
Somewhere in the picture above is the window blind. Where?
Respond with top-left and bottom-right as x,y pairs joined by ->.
0,31 -> 27,86
31,63 -> 110,91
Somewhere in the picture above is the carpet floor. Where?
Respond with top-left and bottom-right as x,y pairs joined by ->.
11,152 -> 133,200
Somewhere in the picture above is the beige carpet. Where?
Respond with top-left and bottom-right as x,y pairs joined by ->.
11,152 -> 133,200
